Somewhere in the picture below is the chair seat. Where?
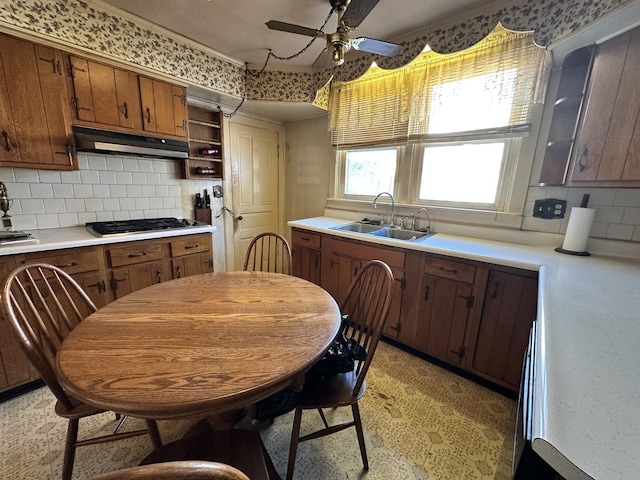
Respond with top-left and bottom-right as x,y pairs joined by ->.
299,370 -> 367,409
55,397 -> 107,420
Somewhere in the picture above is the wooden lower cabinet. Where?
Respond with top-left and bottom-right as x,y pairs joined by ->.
105,233 -> 213,299
467,268 -> 538,390
291,229 -> 321,284
320,235 -> 406,340
0,255 -> 39,394
297,228 -> 538,394
0,232 -> 213,395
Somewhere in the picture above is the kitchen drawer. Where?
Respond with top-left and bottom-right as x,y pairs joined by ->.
170,234 -> 211,257
108,242 -> 164,267
292,230 -> 321,249
424,256 -> 476,284
24,249 -> 101,275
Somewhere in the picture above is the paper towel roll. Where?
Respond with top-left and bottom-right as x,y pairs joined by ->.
561,207 -> 595,253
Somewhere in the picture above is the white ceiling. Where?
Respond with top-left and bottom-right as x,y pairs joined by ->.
100,0 -> 489,121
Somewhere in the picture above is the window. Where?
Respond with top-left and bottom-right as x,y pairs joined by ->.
419,143 -> 505,204
330,26 -> 548,214
344,148 -> 397,196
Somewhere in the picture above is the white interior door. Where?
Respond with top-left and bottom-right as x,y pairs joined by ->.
230,122 -> 280,270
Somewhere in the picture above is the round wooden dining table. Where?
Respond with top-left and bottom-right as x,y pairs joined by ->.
56,271 -> 341,421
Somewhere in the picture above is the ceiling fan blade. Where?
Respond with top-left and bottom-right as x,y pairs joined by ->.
341,0 -> 380,29
265,20 -> 325,38
312,48 -> 333,69
351,37 -> 403,57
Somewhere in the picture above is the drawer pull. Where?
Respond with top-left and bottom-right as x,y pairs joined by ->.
301,236 -> 311,241
55,262 -> 78,268
128,252 -> 148,258
439,267 -> 458,274
184,244 -> 199,249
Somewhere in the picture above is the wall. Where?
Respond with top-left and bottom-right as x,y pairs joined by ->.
0,153 -> 227,270
284,110 -> 640,252
284,116 -> 332,224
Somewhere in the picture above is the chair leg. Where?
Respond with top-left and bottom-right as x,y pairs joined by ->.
352,402 -> 369,470
286,407 -> 303,480
113,414 -> 128,434
145,419 -> 163,448
62,419 -> 79,480
317,408 -> 329,428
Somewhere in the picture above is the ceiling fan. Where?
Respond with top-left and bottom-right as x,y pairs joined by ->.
266,0 -> 403,67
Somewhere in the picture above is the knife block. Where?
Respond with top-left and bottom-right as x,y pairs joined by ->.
195,208 -> 212,225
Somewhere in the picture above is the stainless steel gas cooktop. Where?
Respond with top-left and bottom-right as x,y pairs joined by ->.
86,217 -> 205,237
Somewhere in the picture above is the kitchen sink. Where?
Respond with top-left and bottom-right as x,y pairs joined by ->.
332,222 -> 385,234
331,222 -> 433,242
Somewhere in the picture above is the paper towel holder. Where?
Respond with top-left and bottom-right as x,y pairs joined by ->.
555,194 -> 592,256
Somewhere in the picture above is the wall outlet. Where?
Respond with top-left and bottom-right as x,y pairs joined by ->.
212,185 -> 223,198
533,198 -> 566,219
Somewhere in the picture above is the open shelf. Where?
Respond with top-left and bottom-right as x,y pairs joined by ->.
183,105 -> 224,180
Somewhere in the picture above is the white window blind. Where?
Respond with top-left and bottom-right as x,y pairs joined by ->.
329,26 -> 548,147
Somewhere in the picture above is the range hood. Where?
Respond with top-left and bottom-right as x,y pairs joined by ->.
73,126 -> 188,159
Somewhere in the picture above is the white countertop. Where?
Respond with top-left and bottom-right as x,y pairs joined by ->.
0,223 -> 216,257
289,216 -> 640,480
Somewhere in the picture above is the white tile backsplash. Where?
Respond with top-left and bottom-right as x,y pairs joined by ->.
524,186 -> 640,242
1,153 -> 186,231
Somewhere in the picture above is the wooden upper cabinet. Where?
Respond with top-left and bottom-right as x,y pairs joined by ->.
68,56 -> 137,130
569,26 -> 640,186
0,34 -> 75,170
139,76 -> 188,138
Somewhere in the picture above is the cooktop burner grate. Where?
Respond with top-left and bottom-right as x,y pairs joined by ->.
86,217 -> 199,236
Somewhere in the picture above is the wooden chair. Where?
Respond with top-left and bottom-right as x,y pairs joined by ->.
286,259 -> 394,480
0,263 -> 163,480
243,232 -> 292,274
89,460 -> 250,480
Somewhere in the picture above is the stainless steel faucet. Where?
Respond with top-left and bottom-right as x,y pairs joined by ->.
411,207 -> 431,232
372,192 -> 395,226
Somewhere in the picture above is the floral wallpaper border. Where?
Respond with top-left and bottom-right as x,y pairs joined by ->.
0,0 -> 633,106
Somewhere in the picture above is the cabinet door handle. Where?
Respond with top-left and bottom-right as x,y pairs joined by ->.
424,285 -> 430,301
490,281 -> 500,299
122,101 -> 129,119
38,56 -> 58,74
128,252 -> 148,258
146,107 -> 152,124
2,130 -> 11,152
156,269 -> 162,284
87,280 -> 106,293
175,265 -> 182,278
577,147 -> 588,172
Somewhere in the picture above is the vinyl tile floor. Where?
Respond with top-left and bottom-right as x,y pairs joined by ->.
0,341 -> 516,479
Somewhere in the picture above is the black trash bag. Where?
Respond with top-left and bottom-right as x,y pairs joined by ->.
253,386 -> 301,422
252,315 -> 366,422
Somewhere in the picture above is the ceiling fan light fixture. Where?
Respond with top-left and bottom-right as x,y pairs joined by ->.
332,43 -> 346,65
